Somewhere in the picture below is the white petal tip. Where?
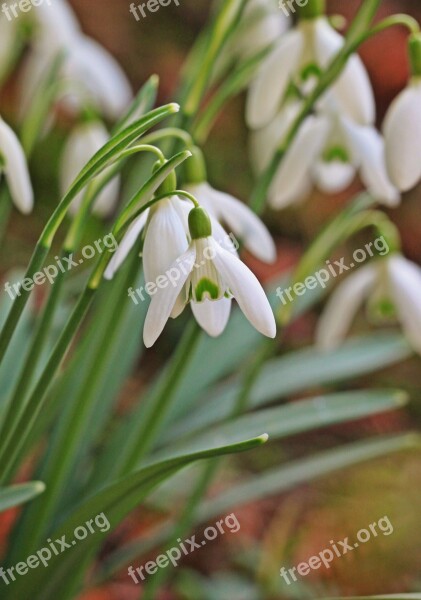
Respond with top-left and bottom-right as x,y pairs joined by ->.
259,433 -> 269,444
170,103 -> 180,113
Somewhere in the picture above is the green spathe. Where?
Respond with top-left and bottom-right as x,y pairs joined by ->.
188,207 -> 212,239
297,0 -> 326,20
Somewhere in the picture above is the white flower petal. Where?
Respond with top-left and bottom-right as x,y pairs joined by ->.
341,118 -> 400,206
313,17 -> 343,66
143,246 -> 196,348
0,118 -> 33,214
61,121 -> 119,217
269,115 -> 330,209
34,0 -> 81,46
388,255 -> 421,354
316,265 -> 377,350
104,211 -> 148,280
314,160 -> 356,194
200,183 -> 276,263
191,297 -> 232,337
64,36 -> 132,119
312,18 -> 375,124
383,81 -> 421,191
333,55 -> 375,125
250,103 -> 301,174
210,239 -> 276,338
142,198 -> 189,286
246,29 -> 304,129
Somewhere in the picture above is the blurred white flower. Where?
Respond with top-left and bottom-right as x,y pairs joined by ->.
267,111 -> 399,209
383,78 -> 421,192
246,16 -> 375,130
231,0 -> 289,61
21,0 -> 132,119
185,182 -> 276,263
143,207 -> 276,347
316,254 -> 421,355
0,117 -> 33,214
60,121 -> 120,218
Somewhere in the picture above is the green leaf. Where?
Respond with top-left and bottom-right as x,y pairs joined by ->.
112,74 -> 159,133
41,103 -> 179,246
197,433 -> 419,522
0,482 -> 45,513
7,435 -> 268,600
165,333 -> 412,442
151,390 -> 407,461
96,434 -> 418,583
327,596 -> 421,600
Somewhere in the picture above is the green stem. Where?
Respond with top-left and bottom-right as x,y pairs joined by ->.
0,185 -> 11,244
119,320 -> 202,474
0,286 -> 95,485
142,337 -> 276,600
0,258 -> 68,447
14,251 -> 142,553
297,0 -> 326,20
141,128 -> 194,148
0,242 -> 49,365
183,0 -> 248,117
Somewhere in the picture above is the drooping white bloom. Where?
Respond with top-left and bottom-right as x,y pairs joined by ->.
267,111 -> 399,209
316,255 -> 421,355
60,121 -> 120,217
21,0 -> 132,119
230,0 -> 289,61
0,117 -> 33,214
184,182 -> 276,263
383,78 -> 421,192
143,207 -> 276,347
246,17 -> 375,130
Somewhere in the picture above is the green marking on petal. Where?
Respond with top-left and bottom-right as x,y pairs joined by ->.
194,278 -> 220,301
323,146 -> 350,163
300,63 -> 322,82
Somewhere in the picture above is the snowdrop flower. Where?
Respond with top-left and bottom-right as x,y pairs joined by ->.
0,117 -> 33,214
184,147 -> 276,263
143,206 -> 276,347
267,110 -> 399,209
246,15 -> 375,130
316,254 -> 421,355
383,35 -> 421,192
21,0 -> 132,119
60,121 -> 120,217
230,0 -> 289,61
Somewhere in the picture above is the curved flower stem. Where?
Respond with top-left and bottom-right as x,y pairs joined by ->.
141,128 -> 194,148
119,320 -> 202,473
